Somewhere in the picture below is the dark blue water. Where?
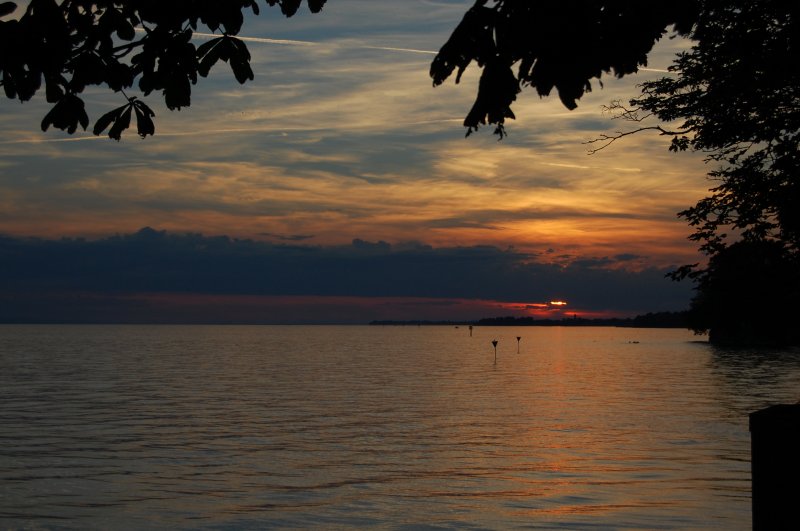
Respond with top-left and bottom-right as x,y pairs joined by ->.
1,325 -> 798,529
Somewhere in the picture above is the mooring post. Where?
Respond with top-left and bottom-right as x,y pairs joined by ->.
749,403 -> 800,530
491,340 -> 498,362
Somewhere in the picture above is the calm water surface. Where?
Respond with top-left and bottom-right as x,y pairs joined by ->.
1,325 -> 799,529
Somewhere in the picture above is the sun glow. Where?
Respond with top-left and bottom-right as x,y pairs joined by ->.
549,300 -> 568,306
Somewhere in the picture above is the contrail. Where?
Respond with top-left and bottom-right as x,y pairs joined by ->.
2,29 -> 666,146
362,45 -> 436,55
193,31 -> 319,47
156,29 -> 670,63
166,29 -> 438,55
0,118 -> 467,145
0,135 -> 106,144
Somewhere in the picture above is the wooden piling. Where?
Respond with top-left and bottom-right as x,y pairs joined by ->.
749,403 -> 800,530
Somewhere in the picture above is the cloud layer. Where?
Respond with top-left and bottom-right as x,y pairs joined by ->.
0,228 -> 692,323
0,1 -> 708,322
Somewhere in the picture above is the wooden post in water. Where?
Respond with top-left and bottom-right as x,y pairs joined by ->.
749,403 -> 800,530
516,336 -> 521,353
491,340 -> 498,362
469,325 -> 473,337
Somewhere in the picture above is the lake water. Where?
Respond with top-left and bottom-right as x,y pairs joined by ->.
1,325 -> 799,529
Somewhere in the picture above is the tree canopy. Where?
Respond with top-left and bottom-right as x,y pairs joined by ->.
432,0 -> 800,344
636,2 -> 800,255
430,0 -> 698,137
686,239 -> 800,346
650,1 -> 799,344
0,0 -> 326,139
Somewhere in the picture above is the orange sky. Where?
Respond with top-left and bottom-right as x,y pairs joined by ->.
0,2 -> 710,321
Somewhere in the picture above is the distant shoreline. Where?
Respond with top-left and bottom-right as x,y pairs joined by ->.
369,311 -> 690,329
0,311 -> 690,327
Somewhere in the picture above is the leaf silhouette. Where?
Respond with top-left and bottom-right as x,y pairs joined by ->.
197,37 -> 225,77
93,101 -> 142,141
266,0 -> 325,16
3,0 -> 327,138
40,95 -> 89,134
116,19 -> 135,41
0,2 -> 16,18
44,74 -> 64,103
197,36 -> 253,83
92,106 -> 124,136
307,0 -> 327,13
163,74 -> 191,110
133,100 -> 155,138
108,105 -> 132,141
271,0 -> 301,17
228,37 -> 253,83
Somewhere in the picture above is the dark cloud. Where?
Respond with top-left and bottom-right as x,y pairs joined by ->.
426,218 -> 500,230
569,257 -> 615,269
259,232 -> 315,242
615,253 -> 643,262
0,228 -> 692,320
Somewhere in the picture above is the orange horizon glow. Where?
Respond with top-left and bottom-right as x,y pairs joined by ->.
483,300 -> 630,320
28,292 -> 634,323
0,217 -> 702,270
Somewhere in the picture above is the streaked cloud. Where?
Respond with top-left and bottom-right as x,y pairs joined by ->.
0,2 -> 707,321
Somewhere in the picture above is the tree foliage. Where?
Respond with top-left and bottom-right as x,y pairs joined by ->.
686,240 -> 800,346
432,0 -> 798,257
650,1 -> 800,344
430,0 -> 698,137
434,0 -> 800,344
635,2 -> 800,259
0,0 -> 326,139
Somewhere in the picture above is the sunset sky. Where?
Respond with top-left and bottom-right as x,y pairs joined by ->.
0,1 -> 712,323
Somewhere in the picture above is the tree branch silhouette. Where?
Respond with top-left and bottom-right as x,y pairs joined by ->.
434,1 -> 800,344
0,0 -> 327,140
583,100 -> 687,154
430,1 -> 698,137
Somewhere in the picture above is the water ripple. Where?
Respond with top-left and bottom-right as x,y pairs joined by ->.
2,325 -> 798,529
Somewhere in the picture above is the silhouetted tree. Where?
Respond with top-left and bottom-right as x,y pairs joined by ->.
430,0 -> 698,137
687,240 -> 800,346
0,0 -> 326,139
640,1 -> 800,344
434,1 -> 800,344
639,2 -> 799,256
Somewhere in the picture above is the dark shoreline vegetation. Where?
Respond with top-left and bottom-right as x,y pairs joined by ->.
370,311 -> 691,329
